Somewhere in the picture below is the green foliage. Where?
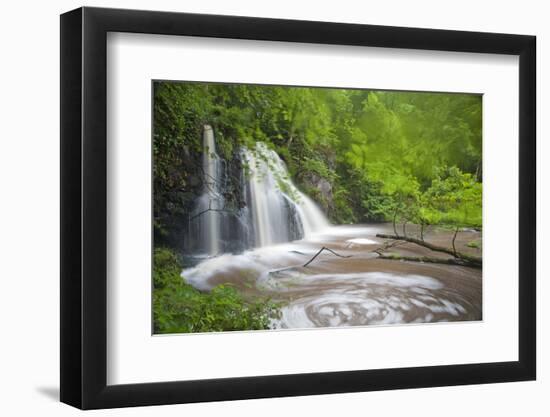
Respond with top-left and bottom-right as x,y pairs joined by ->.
153,81 -> 482,234
332,187 -> 357,224
424,167 -> 482,229
153,248 -> 280,334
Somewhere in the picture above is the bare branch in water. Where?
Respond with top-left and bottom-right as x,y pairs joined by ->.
303,246 -> 352,267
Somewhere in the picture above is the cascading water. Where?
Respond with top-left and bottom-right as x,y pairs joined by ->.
192,125 -> 224,255
242,143 -> 329,247
189,126 -> 329,255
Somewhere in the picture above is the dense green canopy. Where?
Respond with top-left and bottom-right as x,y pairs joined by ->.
154,81 -> 482,234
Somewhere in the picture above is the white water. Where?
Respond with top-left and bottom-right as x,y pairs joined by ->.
193,125 -> 223,255
270,271 -> 468,329
189,128 -> 329,254
242,143 -> 329,247
346,238 -> 378,246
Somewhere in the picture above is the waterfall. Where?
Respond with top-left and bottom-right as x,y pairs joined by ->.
189,127 -> 329,255
192,125 -> 224,255
242,143 -> 329,247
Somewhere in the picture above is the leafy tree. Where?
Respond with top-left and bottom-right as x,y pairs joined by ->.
424,167 -> 482,254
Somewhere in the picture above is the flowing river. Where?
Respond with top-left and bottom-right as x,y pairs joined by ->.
182,223 -> 482,329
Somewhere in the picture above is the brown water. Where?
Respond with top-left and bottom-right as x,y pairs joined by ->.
182,223 -> 482,329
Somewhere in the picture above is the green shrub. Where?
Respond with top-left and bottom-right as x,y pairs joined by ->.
153,248 -> 280,334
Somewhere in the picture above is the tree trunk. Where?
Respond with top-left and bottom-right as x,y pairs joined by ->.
452,227 -> 459,257
475,159 -> 482,181
287,133 -> 294,148
420,223 -> 425,241
375,233 -> 481,266
392,208 -> 398,236
402,221 -> 408,238
376,253 -> 480,268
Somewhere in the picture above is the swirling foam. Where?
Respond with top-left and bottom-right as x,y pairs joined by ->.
271,272 -> 471,329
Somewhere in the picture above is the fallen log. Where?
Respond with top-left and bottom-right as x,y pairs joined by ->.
375,252 -> 481,268
375,233 -> 482,267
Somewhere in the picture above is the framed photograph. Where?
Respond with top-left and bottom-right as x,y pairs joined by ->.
60,6 -> 536,409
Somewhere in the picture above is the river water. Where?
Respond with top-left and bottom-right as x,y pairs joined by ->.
182,223 -> 482,329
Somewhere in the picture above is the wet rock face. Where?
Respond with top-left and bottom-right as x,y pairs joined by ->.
317,177 -> 333,203
301,172 -> 334,215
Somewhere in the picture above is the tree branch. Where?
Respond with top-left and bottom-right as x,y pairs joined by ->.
189,207 -> 236,221
303,246 -> 352,267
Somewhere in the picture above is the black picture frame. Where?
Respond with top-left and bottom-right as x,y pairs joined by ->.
60,6 -> 536,410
